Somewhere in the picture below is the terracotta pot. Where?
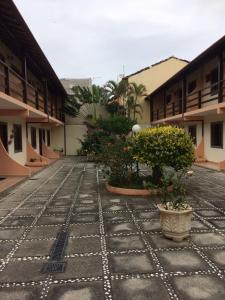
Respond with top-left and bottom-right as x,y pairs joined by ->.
157,204 -> 193,242
106,183 -> 173,196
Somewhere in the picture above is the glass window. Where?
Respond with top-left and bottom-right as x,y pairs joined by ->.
14,124 -> 22,153
188,80 -> 197,94
188,125 -> 197,145
47,130 -> 51,147
31,127 -> 37,149
166,94 -> 172,104
42,129 -> 46,143
210,68 -> 218,96
211,122 -> 223,148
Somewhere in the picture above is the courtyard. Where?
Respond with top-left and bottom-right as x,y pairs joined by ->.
0,157 -> 225,299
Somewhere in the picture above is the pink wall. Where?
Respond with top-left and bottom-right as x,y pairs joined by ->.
26,141 -> 49,167
42,143 -> 60,159
0,139 -> 30,176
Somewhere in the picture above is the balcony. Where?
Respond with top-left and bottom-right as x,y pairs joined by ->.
151,78 -> 225,123
0,59 -> 64,122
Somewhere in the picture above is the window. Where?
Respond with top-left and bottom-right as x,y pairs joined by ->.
206,73 -> 211,82
0,52 -> 5,62
188,80 -> 197,94
31,127 -> 37,149
211,122 -> 223,148
0,122 -> 8,151
210,68 -> 218,95
47,130 -> 51,147
206,68 -> 219,95
13,124 -> 22,153
42,129 -> 46,143
156,109 -> 159,120
178,88 -> 182,99
188,125 -> 197,145
166,94 -> 172,104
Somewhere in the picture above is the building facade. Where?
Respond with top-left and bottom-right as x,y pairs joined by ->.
147,36 -> 225,170
123,57 -> 188,125
0,1 -> 67,176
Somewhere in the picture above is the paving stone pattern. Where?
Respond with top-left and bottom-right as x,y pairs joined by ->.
0,157 -> 225,299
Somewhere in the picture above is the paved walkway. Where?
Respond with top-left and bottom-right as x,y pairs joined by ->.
0,157 -> 225,299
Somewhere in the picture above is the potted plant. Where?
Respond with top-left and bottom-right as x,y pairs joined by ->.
131,126 -> 195,240
158,169 -> 193,242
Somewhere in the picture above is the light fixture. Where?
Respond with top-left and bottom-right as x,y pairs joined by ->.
132,124 -> 141,134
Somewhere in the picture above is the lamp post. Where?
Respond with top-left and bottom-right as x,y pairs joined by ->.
132,124 -> 142,134
132,124 -> 142,175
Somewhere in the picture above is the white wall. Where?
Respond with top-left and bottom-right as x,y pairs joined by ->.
65,124 -> 87,155
51,126 -> 65,153
204,115 -> 225,162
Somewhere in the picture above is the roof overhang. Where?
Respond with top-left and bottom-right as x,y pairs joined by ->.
0,91 -> 64,126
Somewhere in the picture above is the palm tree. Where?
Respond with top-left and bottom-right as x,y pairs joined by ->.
64,95 -> 81,117
104,80 -> 128,100
125,94 -> 143,120
103,80 -> 128,116
104,80 -> 128,105
127,82 -> 147,120
64,84 -> 105,122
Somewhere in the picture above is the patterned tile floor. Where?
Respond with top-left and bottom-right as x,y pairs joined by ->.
0,157 -> 225,299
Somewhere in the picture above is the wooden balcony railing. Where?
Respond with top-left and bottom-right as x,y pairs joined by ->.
151,79 -> 225,122
0,59 -> 64,121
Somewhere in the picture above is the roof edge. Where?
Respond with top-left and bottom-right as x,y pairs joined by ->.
146,35 -> 225,100
10,0 -> 67,97
123,56 -> 189,80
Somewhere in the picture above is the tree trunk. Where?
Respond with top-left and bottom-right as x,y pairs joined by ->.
152,166 -> 162,185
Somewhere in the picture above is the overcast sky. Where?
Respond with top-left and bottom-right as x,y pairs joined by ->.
14,0 -> 225,85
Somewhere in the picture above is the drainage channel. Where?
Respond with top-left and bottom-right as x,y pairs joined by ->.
40,165 -> 85,298
41,230 -> 69,273
0,163 -> 77,273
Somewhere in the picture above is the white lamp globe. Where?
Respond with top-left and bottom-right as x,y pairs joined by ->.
132,124 -> 141,134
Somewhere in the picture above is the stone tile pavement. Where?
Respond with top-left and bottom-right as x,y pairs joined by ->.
0,157 -> 225,299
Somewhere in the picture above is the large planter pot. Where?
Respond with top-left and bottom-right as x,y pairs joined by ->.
157,204 -> 193,242
106,183 -> 173,196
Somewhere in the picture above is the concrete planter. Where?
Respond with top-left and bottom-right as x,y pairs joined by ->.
157,204 -> 193,242
106,182 -> 173,196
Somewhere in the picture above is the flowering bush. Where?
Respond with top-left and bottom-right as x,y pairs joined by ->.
131,126 -> 195,184
97,138 -> 136,186
79,130 -> 115,160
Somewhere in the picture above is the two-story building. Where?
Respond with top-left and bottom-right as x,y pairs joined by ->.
0,0 -> 67,177
147,36 -> 225,170
123,57 -> 188,125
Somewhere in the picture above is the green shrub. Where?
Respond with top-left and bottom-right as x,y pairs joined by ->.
96,116 -> 135,135
79,130 -> 115,159
131,126 -> 195,184
97,138 -> 135,186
